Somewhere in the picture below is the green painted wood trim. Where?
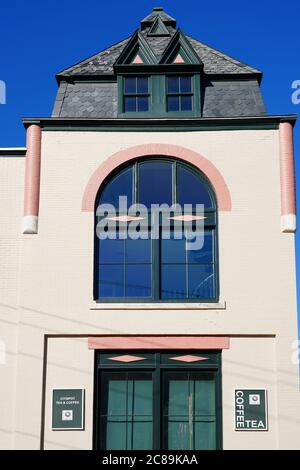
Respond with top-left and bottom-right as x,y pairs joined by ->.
114,64 -> 203,74
119,74 -> 201,118
93,350 -> 223,450
40,123 -> 279,132
24,115 -> 296,128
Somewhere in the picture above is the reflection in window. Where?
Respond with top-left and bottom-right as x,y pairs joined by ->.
167,76 -> 193,112
124,77 -> 149,112
95,159 -> 218,301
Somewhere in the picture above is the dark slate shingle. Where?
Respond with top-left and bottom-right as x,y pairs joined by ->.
202,80 -> 266,117
57,82 -> 118,118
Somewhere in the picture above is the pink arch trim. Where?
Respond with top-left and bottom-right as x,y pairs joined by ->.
82,144 -> 232,211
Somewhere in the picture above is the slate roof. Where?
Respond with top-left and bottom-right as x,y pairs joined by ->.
57,8 -> 260,77
53,7 -> 266,118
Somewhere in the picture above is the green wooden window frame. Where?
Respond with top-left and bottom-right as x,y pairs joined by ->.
166,75 -> 193,112
118,74 -> 201,118
94,351 -> 222,450
94,159 -> 219,303
123,76 -> 150,113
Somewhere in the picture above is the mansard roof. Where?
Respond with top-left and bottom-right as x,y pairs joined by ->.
57,7 -> 261,78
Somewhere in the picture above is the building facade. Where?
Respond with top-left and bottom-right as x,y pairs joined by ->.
0,7 -> 299,450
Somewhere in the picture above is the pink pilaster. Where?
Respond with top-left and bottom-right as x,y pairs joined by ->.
23,125 -> 42,234
279,122 -> 296,232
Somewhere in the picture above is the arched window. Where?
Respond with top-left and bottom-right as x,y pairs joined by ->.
94,158 -> 218,302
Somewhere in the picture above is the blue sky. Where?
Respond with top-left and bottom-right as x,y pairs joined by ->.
1,0 -> 300,315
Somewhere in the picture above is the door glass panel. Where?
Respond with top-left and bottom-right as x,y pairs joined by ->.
163,371 -> 216,450
100,372 -> 153,450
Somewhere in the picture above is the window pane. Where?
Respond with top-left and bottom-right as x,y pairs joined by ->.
180,76 -> 192,93
167,76 -> 179,93
99,167 -> 133,207
167,96 -> 180,112
125,265 -> 151,297
181,95 -> 192,111
163,371 -> 217,451
101,372 -> 153,450
137,77 -> 148,93
188,264 -> 215,299
124,77 -> 136,94
126,238 -> 151,263
99,265 -> 124,297
137,96 -> 148,112
177,164 -> 214,208
124,96 -> 136,112
99,238 -> 125,264
161,264 -> 186,299
139,161 -> 173,206
161,234 -> 186,264
187,231 -> 214,264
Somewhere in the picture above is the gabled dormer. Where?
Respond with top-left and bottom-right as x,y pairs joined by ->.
159,30 -> 202,66
114,31 -> 157,67
115,11 -> 202,117
147,16 -> 170,37
53,7 -> 266,119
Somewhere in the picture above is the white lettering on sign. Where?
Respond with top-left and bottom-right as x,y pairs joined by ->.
235,389 -> 267,431
235,390 -> 245,428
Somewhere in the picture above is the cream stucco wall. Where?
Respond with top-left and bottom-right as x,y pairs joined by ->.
0,156 -> 24,449
1,128 -> 299,449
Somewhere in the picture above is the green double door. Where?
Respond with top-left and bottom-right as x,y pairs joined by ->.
94,352 -> 222,450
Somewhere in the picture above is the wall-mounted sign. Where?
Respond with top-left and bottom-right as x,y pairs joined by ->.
52,389 -> 85,430
235,389 -> 268,431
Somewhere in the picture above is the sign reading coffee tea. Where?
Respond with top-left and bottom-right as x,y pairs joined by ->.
235,389 -> 268,431
52,389 -> 85,430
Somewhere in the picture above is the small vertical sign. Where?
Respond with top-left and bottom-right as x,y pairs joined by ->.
235,389 -> 268,431
52,389 -> 85,430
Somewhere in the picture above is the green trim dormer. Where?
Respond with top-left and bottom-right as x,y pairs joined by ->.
159,30 -> 203,66
148,16 -> 170,37
116,20 -> 203,118
115,30 -> 157,66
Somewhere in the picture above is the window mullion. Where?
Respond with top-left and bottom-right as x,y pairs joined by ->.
153,232 -> 160,300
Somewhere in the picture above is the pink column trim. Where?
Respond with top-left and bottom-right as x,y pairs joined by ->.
88,335 -> 230,350
23,125 -> 42,234
279,122 -> 297,232
82,144 -> 232,212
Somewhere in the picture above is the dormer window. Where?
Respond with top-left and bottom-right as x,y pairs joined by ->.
167,76 -> 193,112
123,76 -> 149,112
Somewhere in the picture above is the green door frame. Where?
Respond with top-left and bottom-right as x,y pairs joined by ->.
93,350 -> 222,450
